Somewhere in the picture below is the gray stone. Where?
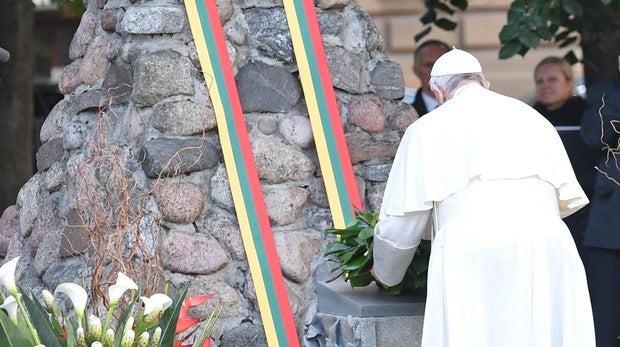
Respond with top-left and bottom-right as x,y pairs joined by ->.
70,91 -> 105,116
59,210 -> 90,257
264,186 -> 308,226
200,211 -> 245,261
220,322 -> 267,347
308,177 -> 329,209
101,8 -> 123,32
120,5 -> 185,34
324,45 -> 363,93
318,12 -> 344,36
44,162 -> 65,192
388,103 -> 419,133
245,8 -> 294,64
141,137 -> 221,178
305,205 -> 334,232
279,115 -> 314,148
33,226 -> 62,276
69,11 -> 97,60
343,4 -> 384,53
154,182 -> 206,224
316,0 -> 349,9
58,60 -> 83,94
17,175 -> 41,238
217,0 -> 234,23
41,258 -> 89,291
160,230 -> 228,274
257,118 -> 278,135
209,164 -> 234,212
40,100 -> 71,143
371,60 -> 405,100
346,132 -> 399,164
102,62 -> 133,103
132,50 -> 194,107
274,231 -> 322,283
236,61 -> 301,113
151,100 -> 216,136
63,121 -> 87,150
36,138 -> 65,172
360,163 -> 391,182
347,94 -> 386,133
366,181 -> 386,213
253,138 -> 315,184
0,206 -> 20,257
80,35 -> 110,85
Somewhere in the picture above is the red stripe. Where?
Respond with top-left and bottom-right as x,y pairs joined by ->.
203,1 -> 299,343
301,0 -> 362,212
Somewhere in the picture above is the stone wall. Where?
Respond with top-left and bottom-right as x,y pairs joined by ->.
0,0 -> 417,344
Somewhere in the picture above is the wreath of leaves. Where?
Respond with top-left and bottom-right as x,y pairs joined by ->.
324,210 -> 431,295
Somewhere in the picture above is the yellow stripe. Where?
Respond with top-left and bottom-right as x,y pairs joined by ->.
283,1 -> 346,228
184,2 -> 279,343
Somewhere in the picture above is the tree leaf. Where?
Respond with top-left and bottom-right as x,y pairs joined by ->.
563,50 -> 579,65
435,18 -> 458,31
498,40 -> 523,59
414,26 -> 433,42
559,35 -> 578,47
518,30 -> 540,48
435,2 -> 455,15
449,0 -> 468,11
420,10 -> 436,25
499,24 -> 519,41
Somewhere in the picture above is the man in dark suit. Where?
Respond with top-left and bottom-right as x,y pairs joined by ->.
580,73 -> 620,347
403,40 -> 449,116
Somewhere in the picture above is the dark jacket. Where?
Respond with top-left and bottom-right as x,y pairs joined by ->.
581,78 -> 620,249
534,95 -> 585,126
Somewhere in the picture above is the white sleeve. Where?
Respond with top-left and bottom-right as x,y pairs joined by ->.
372,210 -> 431,286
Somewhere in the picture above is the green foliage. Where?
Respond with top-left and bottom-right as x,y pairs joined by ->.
418,0 -> 620,64
325,210 -> 431,295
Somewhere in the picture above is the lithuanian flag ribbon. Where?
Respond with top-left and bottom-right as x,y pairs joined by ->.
184,1 -> 300,345
283,0 -> 363,229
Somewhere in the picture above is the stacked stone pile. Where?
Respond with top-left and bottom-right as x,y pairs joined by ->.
0,0 -> 417,344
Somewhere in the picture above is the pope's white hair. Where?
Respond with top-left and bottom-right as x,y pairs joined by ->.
429,72 -> 487,97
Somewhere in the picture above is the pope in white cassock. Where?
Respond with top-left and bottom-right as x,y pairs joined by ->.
372,48 -> 595,347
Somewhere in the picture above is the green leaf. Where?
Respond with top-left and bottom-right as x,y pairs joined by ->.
563,50 -> 579,65
518,30 -> 540,48
21,292 -> 63,347
558,35 -> 578,47
449,0 -> 468,11
434,2 -> 455,15
0,309 -> 33,346
341,254 -> 370,271
347,272 -> 374,287
499,24 -> 519,41
498,40 -> 523,59
435,18 -> 458,31
159,283 -> 189,347
414,26 -> 432,42
324,242 -> 354,256
357,227 -> 374,241
420,10 -> 436,25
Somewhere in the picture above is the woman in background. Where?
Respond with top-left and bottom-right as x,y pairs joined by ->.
533,56 -> 585,125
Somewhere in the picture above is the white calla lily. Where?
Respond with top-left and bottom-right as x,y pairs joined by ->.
0,294 -> 20,324
0,257 -> 19,295
108,272 -> 138,305
55,282 -> 88,326
140,293 -> 172,315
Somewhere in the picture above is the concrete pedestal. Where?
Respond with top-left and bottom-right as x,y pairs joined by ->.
306,279 -> 426,346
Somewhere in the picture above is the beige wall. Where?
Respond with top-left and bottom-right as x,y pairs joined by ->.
357,0 -> 583,102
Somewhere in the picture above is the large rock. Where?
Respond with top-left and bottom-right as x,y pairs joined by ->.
160,230 -> 228,274
141,138 -> 221,178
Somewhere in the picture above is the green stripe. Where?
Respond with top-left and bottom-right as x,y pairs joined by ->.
195,1 -> 287,343
293,0 -> 355,223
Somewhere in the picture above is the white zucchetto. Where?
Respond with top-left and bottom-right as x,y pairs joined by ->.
430,48 -> 483,77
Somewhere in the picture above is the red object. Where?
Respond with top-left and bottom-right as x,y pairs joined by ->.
174,294 -> 213,347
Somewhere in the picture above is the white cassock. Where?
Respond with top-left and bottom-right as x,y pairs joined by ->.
373,84 -> 595,347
